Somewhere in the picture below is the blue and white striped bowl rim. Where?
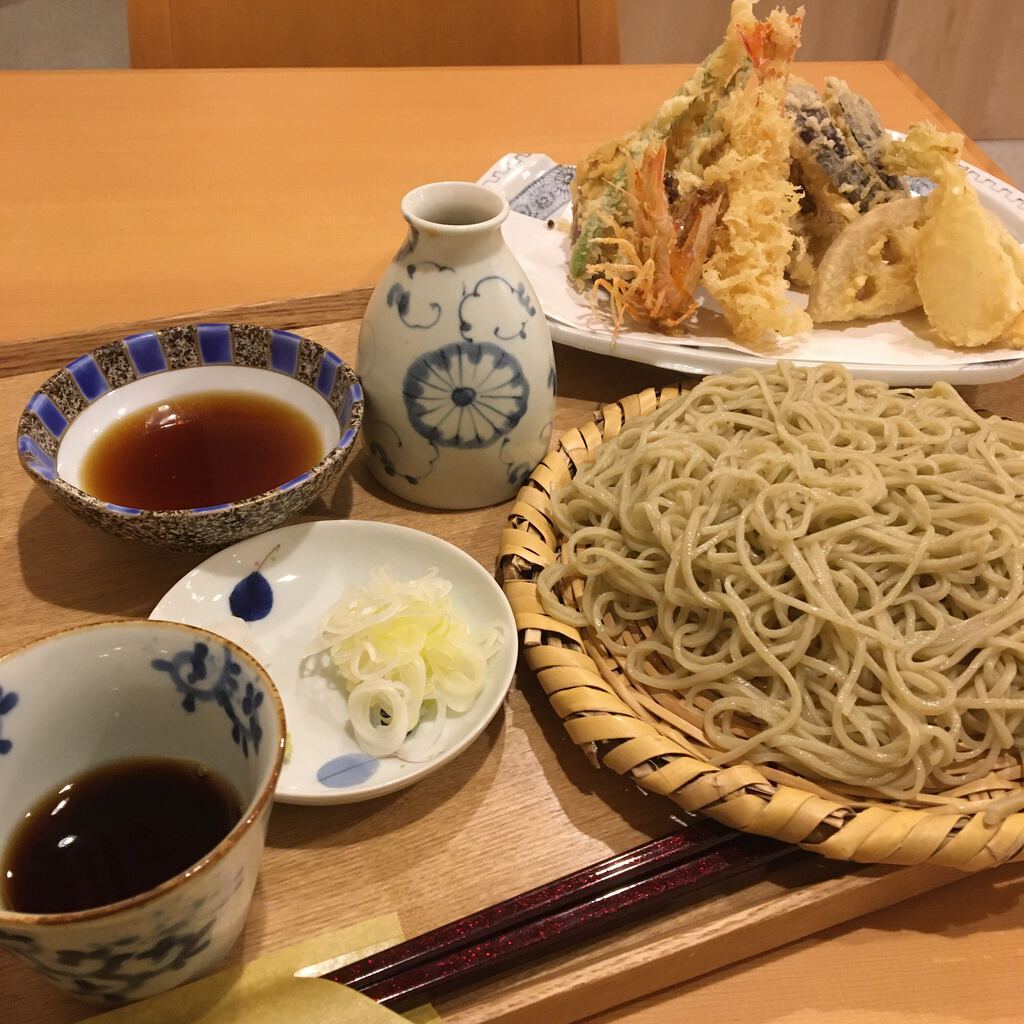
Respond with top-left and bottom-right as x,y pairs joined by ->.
17,323 -> 364,516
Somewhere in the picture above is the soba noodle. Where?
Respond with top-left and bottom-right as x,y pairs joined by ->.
537,363 -> 1024,805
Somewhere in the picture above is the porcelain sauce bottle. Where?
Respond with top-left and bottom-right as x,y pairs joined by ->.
357,181 -> 556,509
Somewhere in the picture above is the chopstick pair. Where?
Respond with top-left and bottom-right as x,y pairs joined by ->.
323,820 -> 797,1010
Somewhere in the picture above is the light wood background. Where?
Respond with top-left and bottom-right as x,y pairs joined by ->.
127,1 -> 1022,139
621,0 -> 1023,140
0,62 -> 1006,358
127,0 -> 620,67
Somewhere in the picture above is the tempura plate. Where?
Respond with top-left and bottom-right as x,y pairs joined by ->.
481,147 -> 1024,385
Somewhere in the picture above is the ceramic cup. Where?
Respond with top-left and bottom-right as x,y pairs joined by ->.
0,620 -> 285,1005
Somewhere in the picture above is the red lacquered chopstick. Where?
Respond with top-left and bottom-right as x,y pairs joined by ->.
323,819 -> 733,993
327,828 -> 798,1010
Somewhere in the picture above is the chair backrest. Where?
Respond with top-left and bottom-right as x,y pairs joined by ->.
128,0 -> 620,68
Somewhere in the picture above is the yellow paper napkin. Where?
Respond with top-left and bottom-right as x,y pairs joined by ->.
84,914 -> 443,1024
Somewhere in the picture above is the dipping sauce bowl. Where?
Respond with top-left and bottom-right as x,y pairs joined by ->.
16,323 -> 364,550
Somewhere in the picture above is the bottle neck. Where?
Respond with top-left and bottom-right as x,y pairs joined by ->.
400,221 -> 505,264
398,181 -> 510,266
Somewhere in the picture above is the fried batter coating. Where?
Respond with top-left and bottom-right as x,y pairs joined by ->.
701,68 -> 811,344
807,196 -> 926,322
887,124 -> 1024,348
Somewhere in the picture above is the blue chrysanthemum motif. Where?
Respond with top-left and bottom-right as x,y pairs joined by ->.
403,342 -> 529,449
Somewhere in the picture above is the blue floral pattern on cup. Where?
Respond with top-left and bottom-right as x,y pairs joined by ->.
403,341 -> 529,449
0,876 -> 243,1004
0,686 -> 17,755
152,642 -> 265,757
0,918 -> 215,1003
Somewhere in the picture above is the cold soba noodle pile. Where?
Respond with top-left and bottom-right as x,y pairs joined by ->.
538,365 -> 1024,813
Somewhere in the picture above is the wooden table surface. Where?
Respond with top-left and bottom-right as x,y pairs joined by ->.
2,61 -> 1024,1024
0,60 -> 1007,357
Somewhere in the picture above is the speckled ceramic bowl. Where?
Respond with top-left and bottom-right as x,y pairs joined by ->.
16,324 -> 364,550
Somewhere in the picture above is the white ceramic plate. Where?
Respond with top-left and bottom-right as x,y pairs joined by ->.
481,148 -> 1024,385
151,520 -> 518,804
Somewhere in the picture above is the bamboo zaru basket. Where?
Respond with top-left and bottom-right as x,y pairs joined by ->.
499,385 -> 1024,871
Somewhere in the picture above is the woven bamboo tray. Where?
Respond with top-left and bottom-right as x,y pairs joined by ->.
500,384 -> 1024,872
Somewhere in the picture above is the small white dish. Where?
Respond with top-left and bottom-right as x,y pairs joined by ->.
151,520 -> 518,804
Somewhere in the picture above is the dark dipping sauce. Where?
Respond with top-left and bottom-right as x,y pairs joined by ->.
79,390 -> 325,511
2,757 -> 243,915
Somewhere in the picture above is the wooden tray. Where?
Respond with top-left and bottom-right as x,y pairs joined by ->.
6,294 -> 1024,1024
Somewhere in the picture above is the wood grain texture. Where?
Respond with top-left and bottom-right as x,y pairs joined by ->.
886,0 -> 1024,140
4,309 -> 1024,1023
128,0 -> 584,68
579,0 -> 621,63
588,858 -> 1024,1024
0,288 -> 371,378
619,0 -> 894,63
126,0 -> 174,68
0,62 -> 1009,352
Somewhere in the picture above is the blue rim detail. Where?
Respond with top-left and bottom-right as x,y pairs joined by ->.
66,354 -> 109,402
270,329 -> 301,375
17,324 -> 365,533
278,471 -> 311,491
316,351 -> 342,397
339,387 -> 355,427
197,323 -> 233,364
124,332 -> 167,376
17,435 -> 56,480
27,392 -> 68,438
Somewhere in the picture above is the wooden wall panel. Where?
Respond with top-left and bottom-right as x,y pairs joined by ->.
618,0 -> 893,64
127,0 -> 174,68
128,0 -> 1020,137
616,0 -> 1021,138
886,0 -> 1024,139
127,0 -> 602,68
579,0 -> 622,63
